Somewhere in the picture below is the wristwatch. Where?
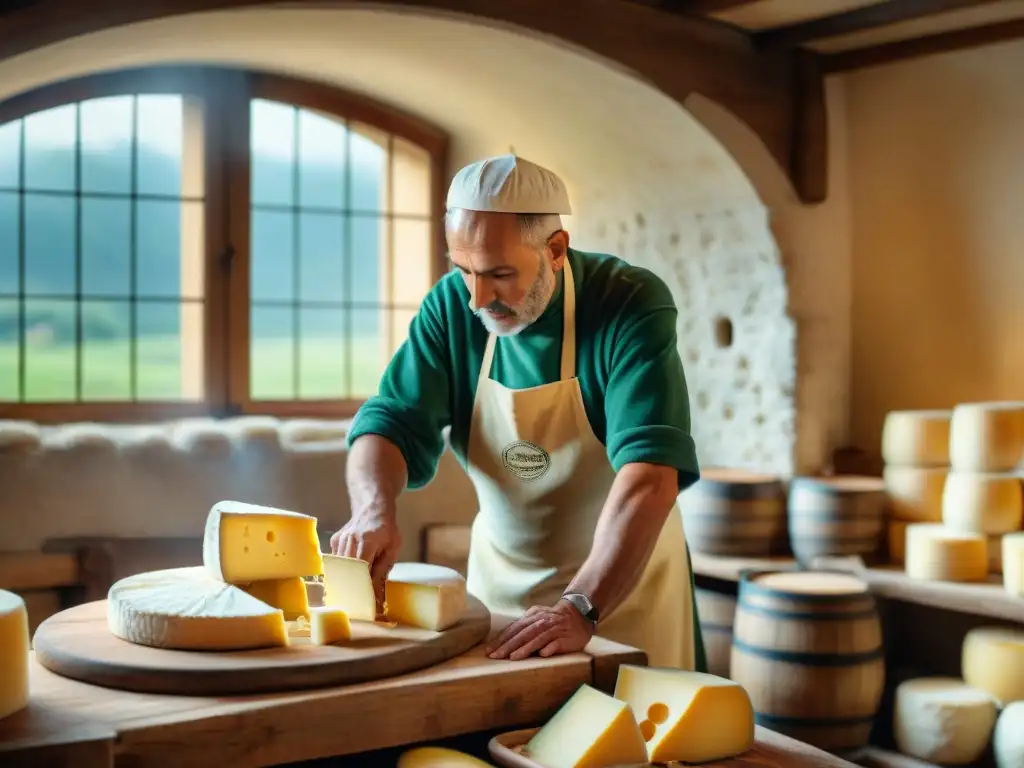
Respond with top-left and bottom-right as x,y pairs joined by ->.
561,592 -> 599,625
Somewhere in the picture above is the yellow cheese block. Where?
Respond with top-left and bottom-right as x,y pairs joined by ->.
385,562 -> 467,631
942,471 -> 1023,534
0,590 -> 29,721
397,746 -> 493,767
203,500 -> 323,584
949,401 -> 1024,472
881,409 -> 951,467
525,683 -> 648,768
884,465 -> 946,522
904,523 -> 988,582
893,677 -> 997,764
107,567 -> 289,650
309,607 -> 351,645
962,627 -> 1024,706
241,577 -> 310,621
322,554 -> 378,622
613,665 -> 754,764
1003,532 -> 1024,596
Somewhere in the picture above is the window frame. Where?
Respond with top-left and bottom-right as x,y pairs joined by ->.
0,65 -> 449,424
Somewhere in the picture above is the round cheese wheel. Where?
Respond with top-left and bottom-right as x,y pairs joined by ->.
904,523 -> 987,582
942,471 -> 1023,535
397,747 -> 493,767
962,627 -> 1024,706
994,700 -> 1024,768
884,465 -> 946,522
881,410 -> 951,466
1003,532 -> 1024,596
893,677 -> 996,764
0,590 -> 30,721
949,402 -> 1024,473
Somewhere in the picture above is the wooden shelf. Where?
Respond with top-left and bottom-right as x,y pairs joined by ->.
690,552 -> 1024,624
859,747 -> 940,768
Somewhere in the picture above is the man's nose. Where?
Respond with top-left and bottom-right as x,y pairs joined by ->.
471,275 -> 495,309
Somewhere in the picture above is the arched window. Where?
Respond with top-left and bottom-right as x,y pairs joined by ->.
0,66 -> 446,422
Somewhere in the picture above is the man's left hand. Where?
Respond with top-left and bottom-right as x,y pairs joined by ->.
486,600 -> 596,661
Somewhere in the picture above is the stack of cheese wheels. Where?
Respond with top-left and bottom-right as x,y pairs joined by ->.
677,469 -> 787,557
943,402 -> 1024,585
881,410 -> 952,564
786,476 -> 886,566
958,626 -> 1024,766
0,589 -> 30,721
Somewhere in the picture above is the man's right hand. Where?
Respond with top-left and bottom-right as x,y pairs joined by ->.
330,510 -> 402,605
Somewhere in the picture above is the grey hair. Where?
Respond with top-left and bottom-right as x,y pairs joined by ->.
444,209 -> 563,248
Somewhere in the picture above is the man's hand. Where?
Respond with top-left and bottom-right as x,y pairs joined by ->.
330,510 -> 402,605
485,600 -> 595,661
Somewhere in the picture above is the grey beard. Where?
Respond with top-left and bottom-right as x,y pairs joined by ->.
474,256 -> 555,337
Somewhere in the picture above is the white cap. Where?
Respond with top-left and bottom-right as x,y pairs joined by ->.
446,154 -> 572,215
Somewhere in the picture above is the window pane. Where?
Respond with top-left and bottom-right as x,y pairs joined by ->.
349,214 -> 381,304
349,308 -> 385,398
251,100 -> 295,207
82,197 -> 131,296
80,96 -> 133,194
299,211 -> 345,303
0,192 -> 19,293
135,199 -> 204,300
81,299 -> 131,400
391,218 -> 432,306
137,95 -> 185,197
23,297 -> 76,401
349,122 -> 387,213
298,307 -> 346,399
299,109 -> 346,210
0,297 -> 18,400
0,121 -> 21,188
391,137 -> 431,217
25,193 -> 74,296
251,305 -> 294,400
136,300 -> 203,401
251,208 -> 294,301
24,104 -> 76,192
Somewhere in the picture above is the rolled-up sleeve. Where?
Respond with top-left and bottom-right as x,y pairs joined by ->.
346,289 -> 452,490
602,272 -> 700,492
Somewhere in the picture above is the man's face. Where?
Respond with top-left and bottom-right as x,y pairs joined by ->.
446,210 -> 568,336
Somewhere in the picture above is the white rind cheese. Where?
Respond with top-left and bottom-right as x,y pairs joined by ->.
385,562 -> 467,631
881,410 -> 951,467
107,567 -> 289,650
904,523 -> 987,582
949,401 -> 1024,473
994,700 -> 1024,768
942,471 -> 1023,535
893,677 -> 996,764
962,627 -> 1024,706
1003,532 -> 1024,596
0,590 -> 30,721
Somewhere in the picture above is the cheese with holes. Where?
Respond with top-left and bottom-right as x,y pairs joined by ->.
525,683 -> 648,768
994,700 -> 1024,768
397,747 -> 494,767
322,554 -> 378,622
0,590 -> 29,721
107,567 -> 288,650
1003,533 -> 1024,596
893,677 -> 996,764
888,520 -> 909,563
949,402 -> 1024,472
203,500 -> 323,584
613,665 -> 754,764
962,627 -> 1024,706
942,471 -> 1023,534
904,523 -> 987,582
882,409 -> 951,467
241,577 -> 310,621
309,606 -> 351,645
884,465 -> 946,522
385,562 -> 467,631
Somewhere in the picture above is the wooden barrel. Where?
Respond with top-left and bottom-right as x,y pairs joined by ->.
679,468 -> 788,556
787,476 -> 886,566
695,588 -> 735,678
729,570 -> 885,756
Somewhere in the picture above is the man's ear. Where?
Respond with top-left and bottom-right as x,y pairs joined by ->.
547,230 -> 570,270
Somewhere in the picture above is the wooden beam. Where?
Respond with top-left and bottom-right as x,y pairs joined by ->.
755,0 -> 1006,48
676,0 -> 762,14
822,17 -> 1024,72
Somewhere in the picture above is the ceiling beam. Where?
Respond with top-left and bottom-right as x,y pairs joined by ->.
822,16 -> 1024,73
672,0 -> 760,14
754,0 -> 1007,49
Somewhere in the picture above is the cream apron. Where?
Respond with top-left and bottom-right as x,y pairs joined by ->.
464,259 -> 705,670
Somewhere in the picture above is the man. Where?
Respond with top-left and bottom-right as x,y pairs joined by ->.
331,154 -> 705,670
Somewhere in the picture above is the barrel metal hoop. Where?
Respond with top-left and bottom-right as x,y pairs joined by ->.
754,712 -> 878,728
731,638 -> 885,666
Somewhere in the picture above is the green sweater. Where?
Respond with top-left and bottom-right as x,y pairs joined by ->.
347,248 -> 700,492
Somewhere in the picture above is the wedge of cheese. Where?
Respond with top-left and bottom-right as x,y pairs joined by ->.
385,562 -> 467,631
322,554 -> 378,622
0,590 -> 30,721
309,606 -> 351,645
613,665 -> 754,764
241,577 -> 310,621
107,567 -> 289,650
525,683 -> 648,768
202,500 -> 323,584
398,746 -> 493,767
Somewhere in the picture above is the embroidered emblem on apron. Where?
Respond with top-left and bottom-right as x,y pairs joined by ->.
501,440 -> 551,481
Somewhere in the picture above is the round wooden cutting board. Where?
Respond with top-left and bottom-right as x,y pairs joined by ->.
33,596 -> 491,696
